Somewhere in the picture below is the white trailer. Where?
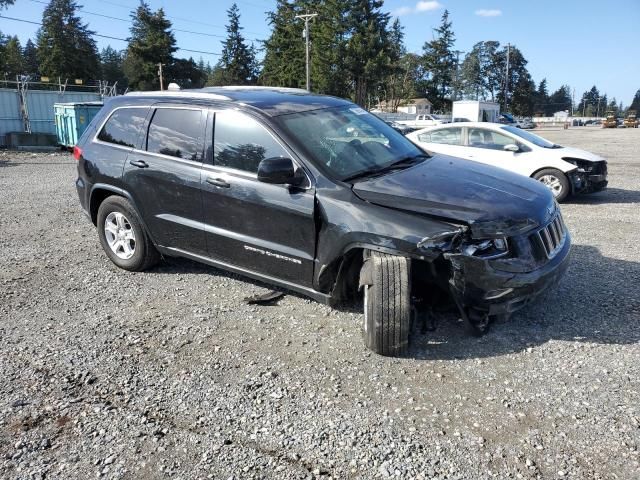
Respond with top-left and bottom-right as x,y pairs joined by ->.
452,100 -> 500,123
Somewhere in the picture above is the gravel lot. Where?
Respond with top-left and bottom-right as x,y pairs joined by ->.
1,127 -> 638,480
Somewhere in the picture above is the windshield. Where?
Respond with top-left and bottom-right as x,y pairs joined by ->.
277,105 -> 426,181
500,125 -> 556,148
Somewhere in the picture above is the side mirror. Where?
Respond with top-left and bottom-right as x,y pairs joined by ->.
503,144 -> 520,153
257,157 -> 301,185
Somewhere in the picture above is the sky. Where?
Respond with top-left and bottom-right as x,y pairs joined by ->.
1,0 -> 639,105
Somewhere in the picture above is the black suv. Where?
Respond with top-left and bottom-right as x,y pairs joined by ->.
75,87 -> 571,356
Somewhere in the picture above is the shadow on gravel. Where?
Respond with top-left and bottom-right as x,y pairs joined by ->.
408,244 -> 640,360
150,245 -> 639,361
0,159 -> 18,168
565,187 -> 640,205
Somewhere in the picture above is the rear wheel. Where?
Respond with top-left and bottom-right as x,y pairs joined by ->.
97,196 -> 159,271
533,168 -> 570,202
359,251 -> 411,357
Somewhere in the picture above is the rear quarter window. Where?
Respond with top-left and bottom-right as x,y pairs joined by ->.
97,107 -> 148,148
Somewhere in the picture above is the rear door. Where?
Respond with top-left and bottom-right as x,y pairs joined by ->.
123,105 -> 208,255
201,109 -> 317,286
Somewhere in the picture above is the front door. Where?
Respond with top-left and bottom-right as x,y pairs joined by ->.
123,105 -> 208,255
463,127 -> 530,176
201,109 -> 317,286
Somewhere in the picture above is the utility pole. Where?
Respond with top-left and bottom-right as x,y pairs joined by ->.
452,50 -> 464,102
157,63 -> 165,91
503,43 -> 510,112
596,96 -> 601,118
295,13 -> 318,91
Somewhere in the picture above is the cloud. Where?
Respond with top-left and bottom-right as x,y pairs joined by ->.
392,1 -> 443,17
392,6 -> 414,16
416,1 -> 443,12
475,9 -> 502,17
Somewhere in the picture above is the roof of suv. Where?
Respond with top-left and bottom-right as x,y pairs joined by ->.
123,86 -> 352,117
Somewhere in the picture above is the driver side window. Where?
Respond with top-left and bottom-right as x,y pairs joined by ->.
468,128 -> 515,150
214,110 -> 289,173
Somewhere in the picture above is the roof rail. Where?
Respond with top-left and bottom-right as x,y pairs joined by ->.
125,90 -> 230,100
201,86 -> 309,94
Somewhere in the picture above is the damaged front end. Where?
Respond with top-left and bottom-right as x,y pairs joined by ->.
416,208 -> 571,332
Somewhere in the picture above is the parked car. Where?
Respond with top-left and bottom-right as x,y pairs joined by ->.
384,120 -> 416,135
75,87 -> 570,356
406,122 -> 607,202
518,117 -> 535,129
395,114 -> 448,128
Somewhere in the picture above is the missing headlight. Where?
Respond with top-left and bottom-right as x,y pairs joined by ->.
461,237 -> 509,259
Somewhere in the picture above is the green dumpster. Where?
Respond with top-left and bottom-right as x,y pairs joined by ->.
54,102 -> 104,148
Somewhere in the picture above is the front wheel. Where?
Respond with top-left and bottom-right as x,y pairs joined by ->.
533,168 -> 570,202
359,251 -> 411,357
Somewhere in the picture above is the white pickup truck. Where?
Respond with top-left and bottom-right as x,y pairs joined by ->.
395,114 -> 448,128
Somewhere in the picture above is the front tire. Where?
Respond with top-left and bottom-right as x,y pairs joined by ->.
533,168 -> 570,202
360,251 -> 411,357
96,196 -> 160,271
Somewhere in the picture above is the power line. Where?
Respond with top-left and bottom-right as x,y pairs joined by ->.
0,14 -> 222,56
27,0 -> 240,41
80,0 -> 266,37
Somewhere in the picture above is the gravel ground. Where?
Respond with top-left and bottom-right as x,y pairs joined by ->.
1,127 -> 638,480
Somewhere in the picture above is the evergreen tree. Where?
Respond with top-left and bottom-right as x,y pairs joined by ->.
124,1 -> 176,91
576,86 -> 600,116
510,73 -> 536,116
261,0 -> 305,88
483,40 -> 506,102
460,42 -> 487,100
548,85 -> 572,114
421,10 -> 456,112
0,0 -> 15,9
534,78 -> 549,115
210,3 -> 258,86
3,36 -> 24,79
100,46 -> 127,89
36,0 -> 100,81
630,90 -> 640,112
23,39 -> 39,76
492,45 -> 530,112
384,20 -> 419,111
167,57 -> 207,88
310,0 -> 351,97
0,32 -> 6,77
344,0 -> 392,106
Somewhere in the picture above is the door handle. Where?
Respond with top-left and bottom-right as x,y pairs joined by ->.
206,177 -> 230,188
129,159 -> 149,168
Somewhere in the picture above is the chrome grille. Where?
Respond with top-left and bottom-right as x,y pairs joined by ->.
533,211 -> 567,259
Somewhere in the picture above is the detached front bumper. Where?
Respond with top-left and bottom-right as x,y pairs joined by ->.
447,232 -> 571,316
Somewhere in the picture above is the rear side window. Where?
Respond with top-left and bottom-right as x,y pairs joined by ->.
214,110 -> 288,173
422,128 -> 462,145
147,108 -> 204,161
97,107 -> 148,148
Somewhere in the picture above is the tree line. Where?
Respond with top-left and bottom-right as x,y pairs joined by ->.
1,0 -> 639,116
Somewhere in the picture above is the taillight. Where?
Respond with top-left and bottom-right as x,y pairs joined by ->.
73,146 -> 83,161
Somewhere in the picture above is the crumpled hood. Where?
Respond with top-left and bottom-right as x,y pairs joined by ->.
352,153 -> 555,237
554,146 -> 605,162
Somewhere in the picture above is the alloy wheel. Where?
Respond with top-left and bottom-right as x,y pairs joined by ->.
104,212 -> 136,260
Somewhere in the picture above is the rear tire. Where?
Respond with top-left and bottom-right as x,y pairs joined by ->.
360,251 -> 411,357
533,168 -> 570,202
97,196 -> 160,272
